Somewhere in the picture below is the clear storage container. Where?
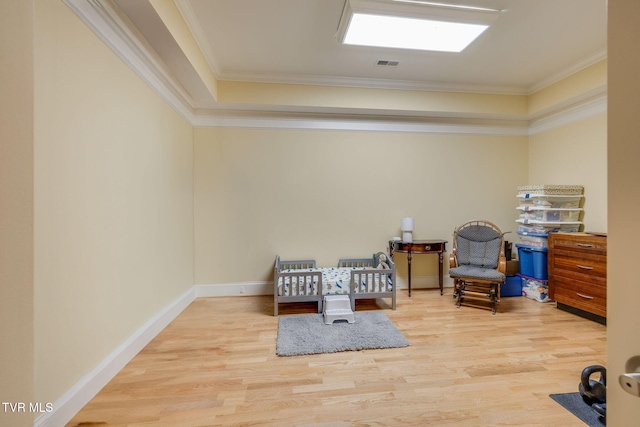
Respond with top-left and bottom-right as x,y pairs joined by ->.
520,277 -> 551,303
517,207 -> 582,222
518,232 -> 549,248
516,194 -> 583,209
516,220 -> 581,234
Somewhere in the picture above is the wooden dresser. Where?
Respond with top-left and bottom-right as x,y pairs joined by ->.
548,232 -> 607,324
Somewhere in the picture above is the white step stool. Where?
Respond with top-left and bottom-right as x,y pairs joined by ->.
323,295 -> 355,325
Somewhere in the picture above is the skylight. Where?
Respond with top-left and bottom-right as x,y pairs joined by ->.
336,0 -> 500,53
343,13 -> 489,52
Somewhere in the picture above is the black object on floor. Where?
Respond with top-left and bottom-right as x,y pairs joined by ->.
550,392 -> 605,426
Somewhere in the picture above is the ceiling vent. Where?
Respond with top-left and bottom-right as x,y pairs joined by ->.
376,60 -> 400,66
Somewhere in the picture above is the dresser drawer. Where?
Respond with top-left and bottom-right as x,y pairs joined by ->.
552,275 -> 606,317
548,248 -> 606,282
549,234 -> 606,254
548,233 -> 607,322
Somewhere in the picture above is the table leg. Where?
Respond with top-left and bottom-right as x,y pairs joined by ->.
438,251 -> 444,295
407,250 -> 412,297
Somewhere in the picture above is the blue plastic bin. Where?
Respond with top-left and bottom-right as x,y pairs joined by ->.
502,275 -> 523,297
516,244 -> 548,280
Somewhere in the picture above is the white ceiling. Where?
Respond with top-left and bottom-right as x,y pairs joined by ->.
177,0 -> 606,94
89,0 -> 607,119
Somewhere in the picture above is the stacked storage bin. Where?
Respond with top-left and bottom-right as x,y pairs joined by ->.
515,185 -> 584,302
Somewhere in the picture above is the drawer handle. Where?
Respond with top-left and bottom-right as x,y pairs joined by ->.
576,265 -> 594,270
576,292 -> 594,300
576,243 -> 594,248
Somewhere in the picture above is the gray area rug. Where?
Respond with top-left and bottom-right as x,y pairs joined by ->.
276,311 -> 410,357
550,392 -> 605,426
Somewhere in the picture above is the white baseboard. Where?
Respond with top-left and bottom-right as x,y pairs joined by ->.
195,281 -> 272,297
35,282 -> 272,426
40,276 -> 458,426
396,275 -> 454,290
35,287 -> 196,427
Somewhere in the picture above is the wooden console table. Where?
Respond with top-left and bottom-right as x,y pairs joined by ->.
389,240 -> 447,296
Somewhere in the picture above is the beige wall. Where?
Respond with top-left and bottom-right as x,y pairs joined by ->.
194,128 -> 528,285
0,1 -> 35,426
194,66 -> 608,288
529,60 -> 607,115
219,81 -> 528,117
195,68 -> 608,289
528,114 -> 607,232
33,0 -> 194,406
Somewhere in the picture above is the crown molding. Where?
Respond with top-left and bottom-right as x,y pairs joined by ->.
173,0 -> 222,78
527,49 -> 608,95
216,71 -> 529,95
63,0 -> 607,136
528,89 -> 607,135
63,0 -> 196,122
192,109 -> 530,135
220,49 -> 607,97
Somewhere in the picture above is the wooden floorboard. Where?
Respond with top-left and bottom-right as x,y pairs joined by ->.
67,289 -> 606,426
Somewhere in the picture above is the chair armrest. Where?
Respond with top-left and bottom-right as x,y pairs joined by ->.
449,250 -> 458,268
497,255 -> 507,274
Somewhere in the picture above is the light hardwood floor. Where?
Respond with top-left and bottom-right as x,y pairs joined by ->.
67,289 -> 606,426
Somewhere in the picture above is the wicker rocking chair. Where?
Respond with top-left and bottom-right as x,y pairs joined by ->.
449,220 -> 506,314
